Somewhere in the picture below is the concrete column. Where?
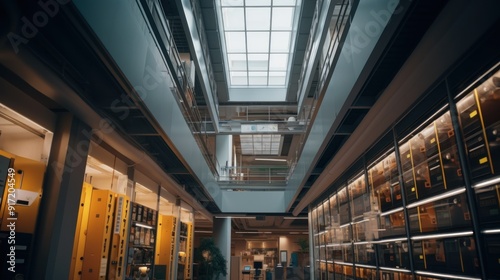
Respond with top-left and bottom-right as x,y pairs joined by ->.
30,113 -> 91,279
216,135 -> 233,179
213,217 -> 232,280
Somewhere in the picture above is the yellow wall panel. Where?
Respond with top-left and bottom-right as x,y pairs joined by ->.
0,150 -> 45,234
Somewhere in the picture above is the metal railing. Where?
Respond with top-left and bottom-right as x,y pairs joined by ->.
218,165 -> 290,187
141,0 -> 220,176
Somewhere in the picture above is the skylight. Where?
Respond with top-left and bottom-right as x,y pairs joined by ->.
219,0 -> 297,87
240,134 -> 282,155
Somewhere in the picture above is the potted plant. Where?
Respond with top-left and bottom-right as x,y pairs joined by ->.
194,238 -> 227,280
296,237 -> 309,253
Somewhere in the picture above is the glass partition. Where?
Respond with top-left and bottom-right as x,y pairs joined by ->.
310,64 -> 500,280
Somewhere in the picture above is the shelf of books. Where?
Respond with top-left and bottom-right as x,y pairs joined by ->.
310,65 -> 500,280
126,202 -> 158,279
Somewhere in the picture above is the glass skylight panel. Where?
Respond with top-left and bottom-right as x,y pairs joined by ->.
271,32 -> 291,52
219,0 -> 297,87
222,0 -> 243,6
231,72 -> 248,85
225,32 -> 246,52
228,54 -> 247,70
247,32 -> 270,53
269,54 -> 288,71
249,72 -> 268,85
273,0 -> 296,6
246,8 -> 271,30
246,0 -> 272,6
240,134 -> 282,155
247,54 -> 269,71
272,8 -> 294,30
222,8 -> 245,30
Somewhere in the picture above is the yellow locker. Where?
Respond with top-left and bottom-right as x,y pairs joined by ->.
81,189 -> 116,279
155,215 -> 175,277
70,182 -> 93,279
108,194 -> 130,280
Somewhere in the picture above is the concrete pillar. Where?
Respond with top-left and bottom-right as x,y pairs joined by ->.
30,113 -> 91,279
216,135 -> 233,179
213,217 -> 232,280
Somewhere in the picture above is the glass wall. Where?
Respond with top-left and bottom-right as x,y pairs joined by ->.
70,141 -> 195,280
310,65 -> 500,279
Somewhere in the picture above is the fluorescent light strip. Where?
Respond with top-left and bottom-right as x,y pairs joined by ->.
406,188 -> 465,209
380,207 -> 404,217
235,231 -> 260,234
454,62 -> 500,99
355,264 -> 376,269
354,241 -> 371,245
415,270 -> 481,280
429,165 -> 440,171
283,216 -> 308,219
374,237 -> 407,244
474,176 -> 500,188
398,104 -> 449,143
469,144 -> 484,153
379,267 -> 411,273
340,223 -> 350,228
135,222 -> 154,229
255,158 -> 287,162
215,216 -> 255,219
334,261 -> 353,266
482,229 -> 500,234
352,218 -> 370,225
367,149 -> 395,170
411,231 -> 473,241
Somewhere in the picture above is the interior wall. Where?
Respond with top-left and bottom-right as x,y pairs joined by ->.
232,239 -> 246,256
246,240 -> 279,251
0,133 -> 44,161
279,236 -> 302,266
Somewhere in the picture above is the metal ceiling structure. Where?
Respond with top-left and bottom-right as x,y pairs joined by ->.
0,0 -> 473,236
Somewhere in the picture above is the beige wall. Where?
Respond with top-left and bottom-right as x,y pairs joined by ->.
278,236 -> 304,266
232,239 -> 247,256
